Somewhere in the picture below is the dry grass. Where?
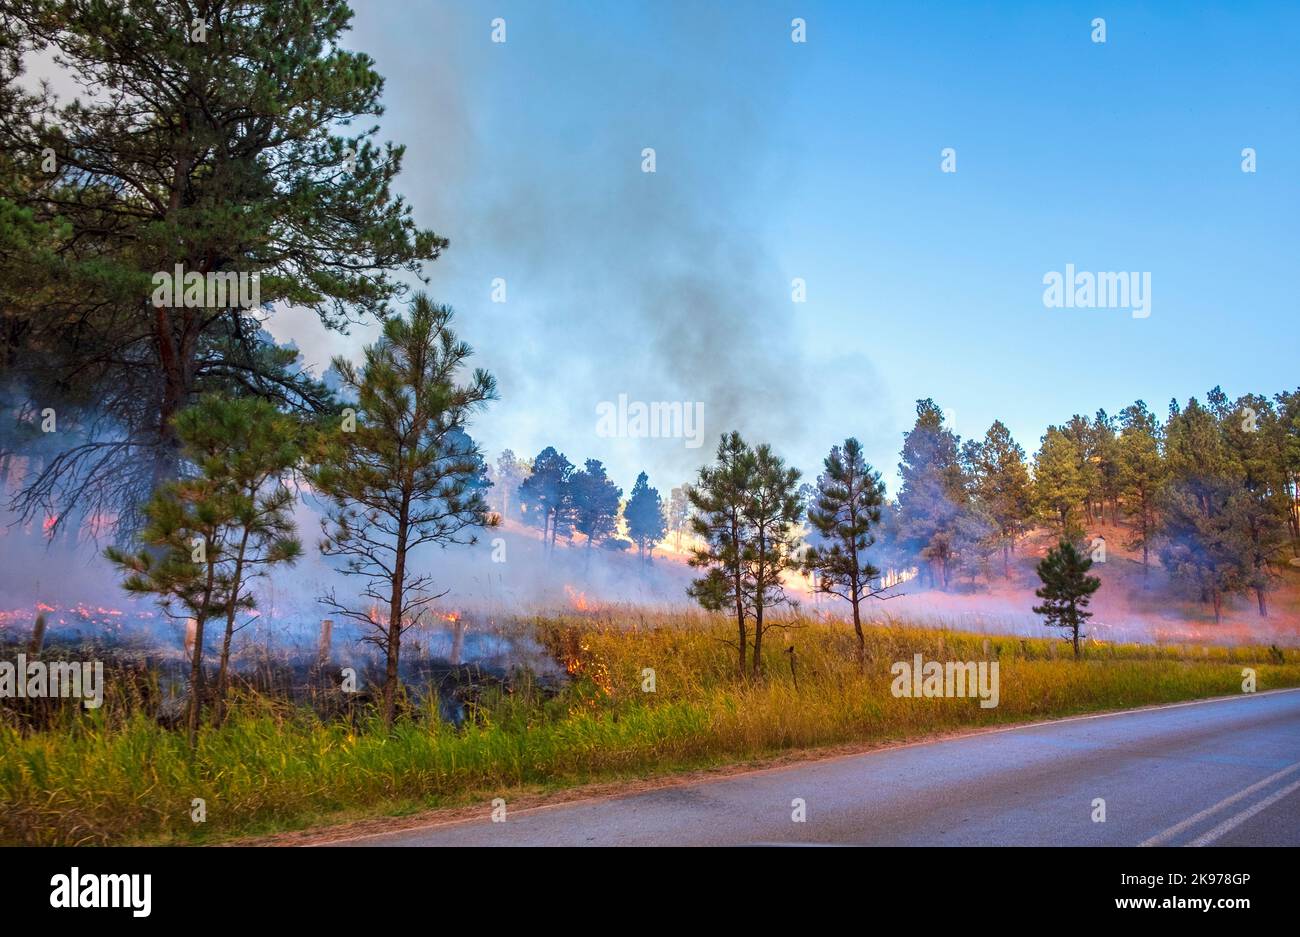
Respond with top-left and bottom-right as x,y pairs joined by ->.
2,611 -> 1296,845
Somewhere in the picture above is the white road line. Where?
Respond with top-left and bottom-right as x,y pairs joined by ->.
1139,761 -> 1300,847
1187,777 -> 1300,847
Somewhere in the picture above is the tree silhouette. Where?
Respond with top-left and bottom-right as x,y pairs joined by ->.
519,447 -> 574,553
625,471 -> 667,563
570,459 -> 622,556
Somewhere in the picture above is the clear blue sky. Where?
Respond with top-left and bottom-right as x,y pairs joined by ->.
270,0 -> 1300,495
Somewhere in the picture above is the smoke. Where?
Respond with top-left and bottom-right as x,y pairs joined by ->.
319,3 -> 892,495
0,460 -> 700,665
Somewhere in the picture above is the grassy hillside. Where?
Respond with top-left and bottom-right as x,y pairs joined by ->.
848,518 -> 1300,645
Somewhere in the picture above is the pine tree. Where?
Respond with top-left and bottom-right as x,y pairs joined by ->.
896,400 -> 966,589
1034,427 -> 1087,538
953,506 -> 998,584
1219,489 -> 1285,617
492,450 -> 531,519
570,459 -> 622,555
964,420 -> 1033,577
105,394 -> 303,739
518,447 -> 575,553
739,444 -> 802,678
310,295 -> 496,727
1033,540 -> 1101,659
666,486 -> 691,550
172,396 -> 304,725
1062,415 -> 1103,525
105,459 -> 233,747
802,438 -> 887,661
625,471 -> 667,563
0,1 -> 442,533
687,432 -> 756,677
1158,397 -> 1240,622
1116,401 -> 1165,576
1158,482 -> 1242,622
1221,393 -> 1290,616
1092,409 -> 1121,523
1275,389 -> 1300,551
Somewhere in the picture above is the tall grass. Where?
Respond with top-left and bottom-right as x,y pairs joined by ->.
2,613 -> 1296,844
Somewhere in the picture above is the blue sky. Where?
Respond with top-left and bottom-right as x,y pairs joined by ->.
270,0 -> 1300,495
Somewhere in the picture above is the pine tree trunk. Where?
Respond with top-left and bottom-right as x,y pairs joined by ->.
1257,587 -> 1268,618
732,517 -> 746,678
187,623 -> 204,749
187,553 -> 216,749
735,593 -> 747,679
851,591 -> 865,667
384,499 -> 411,728
752,536 -> 766,681
384,568 -> 403,728
214,529 -> 251,726
151,302 -> 196,490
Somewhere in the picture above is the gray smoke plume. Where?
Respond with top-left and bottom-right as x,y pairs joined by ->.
316,3 -> 892,493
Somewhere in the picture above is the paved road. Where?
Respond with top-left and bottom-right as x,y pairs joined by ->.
335,688 -> 1300,847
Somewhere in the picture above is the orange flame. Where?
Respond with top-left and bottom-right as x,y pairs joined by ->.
564,584 -> 592,612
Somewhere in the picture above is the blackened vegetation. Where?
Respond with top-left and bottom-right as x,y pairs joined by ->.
0,635 -> 159,733
0,617 -> 567,735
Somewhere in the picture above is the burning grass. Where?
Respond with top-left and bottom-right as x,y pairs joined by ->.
2,610 -> 1298,845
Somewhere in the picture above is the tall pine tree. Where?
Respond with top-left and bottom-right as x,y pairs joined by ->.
311,295 -> 495,726
688,433 -> 756,677
570,459 -> 622,555
1116,401 -> 1165,576
519,447 -> 575,553
895,400 -> 966,589
1158,397 -> 1240,622
0,0 -> 441,535
964,420 -> 1033,577
1034,427 -> 1087,538
625,471 -> 667,564
802,438 -> 887,661
740,444 -> 802,678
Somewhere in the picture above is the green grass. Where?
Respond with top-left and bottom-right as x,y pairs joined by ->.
2,612 -> 1297,844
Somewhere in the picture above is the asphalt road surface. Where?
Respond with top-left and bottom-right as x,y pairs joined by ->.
334,688 -> 1300,847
